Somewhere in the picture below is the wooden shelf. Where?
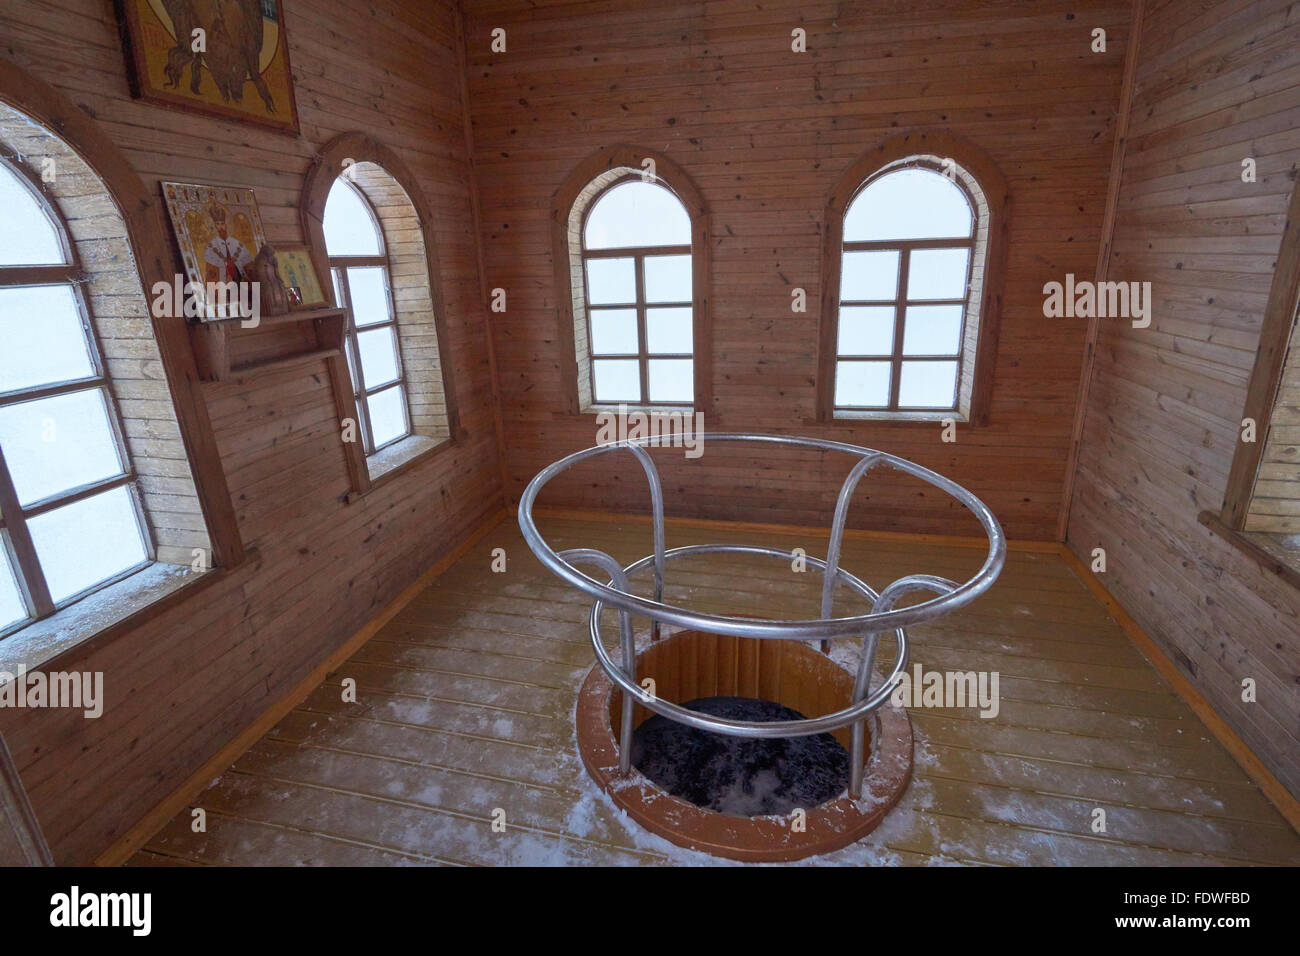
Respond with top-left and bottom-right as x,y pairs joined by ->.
189,306 -> 347,382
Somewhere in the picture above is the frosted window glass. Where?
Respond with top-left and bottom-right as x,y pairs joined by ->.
899,361 -> 959,408
903,305 -> 964,356
644,255 -> 691,303
0,388 -> 123,506
586,258 -> 635,305
844,168 -> 973,242
357,327 -> 400,388
837,306 -> 894,357
590,309 -> 638,355
647,359 -> 693,403
584,181 -> 690,250
646,308 -> 692,354
835,361 -> 891,408
367,384 -> 408,448
323,179 -> 382,256
0,163 -> 64,265
840,251 -> 899,301
29,485 -> 146,605
907,249 -> 969,300
347,267 -> 390,327
593,359 -> 640,403
0,544 -> 27,631
0,285 -> 94,392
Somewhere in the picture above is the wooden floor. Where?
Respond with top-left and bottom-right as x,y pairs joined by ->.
131,514 -> 1300,866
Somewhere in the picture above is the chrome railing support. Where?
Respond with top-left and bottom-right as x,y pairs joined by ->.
560,547 -> 638,775
819,452 -> 884,652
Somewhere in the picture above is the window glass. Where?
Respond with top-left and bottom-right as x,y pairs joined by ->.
324,179 -> 382,256
0,163 -> 63,265
28,485 -> 147,605
844,168 -> 972,242
0,285 -> 94,391
835,361 -> 891,408
585,181 -> 690,249
0,388 -> 123,506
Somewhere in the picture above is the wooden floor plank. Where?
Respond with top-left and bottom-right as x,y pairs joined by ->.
132,515 -> 1300,866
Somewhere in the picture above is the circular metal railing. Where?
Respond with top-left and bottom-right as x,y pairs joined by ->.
518,433 -> 1006,798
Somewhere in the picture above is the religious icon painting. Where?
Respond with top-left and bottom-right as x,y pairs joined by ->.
161,181 -> 268,320
115,0 -> 301,134
273,244 -> 328,309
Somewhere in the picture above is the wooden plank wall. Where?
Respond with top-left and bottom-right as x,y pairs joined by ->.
462,0 -> 1130,539
1067,0 -> 1300,798
0,0 -> 501,861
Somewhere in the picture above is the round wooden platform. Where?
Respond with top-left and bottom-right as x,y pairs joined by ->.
575,629 -> 913,862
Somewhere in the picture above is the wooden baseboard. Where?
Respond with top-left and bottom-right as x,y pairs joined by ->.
530,505 -> 1062,553
1059,544 -> 1300,834
94,506 -> 510,866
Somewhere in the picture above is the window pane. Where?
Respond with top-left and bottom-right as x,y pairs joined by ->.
357,327 -> 400,389
648,359 -> 693,403
0,163 -> 64,265
347,267 -> 391,327
592,359 -> 640,403
644,255 -> 691,303
323,178 -> 382,256
29,485 -> 147,605
586,257 -> 635,305
646,307 -> 692,354
0,388 -> 124,506
907,248 -> 969,300
0,542 -> 27,632
835,361 -> 891,408
585,181 -> 691,249
903,305 -> 964,356
837,306 -> 894,357
366,384 -> 408,449
590,308 -> 638,355
844,167 -> 973,242
899,361 -> 959,408
331,268 -> 343,307
0,285 -> 95,393
840,250 -> 899,301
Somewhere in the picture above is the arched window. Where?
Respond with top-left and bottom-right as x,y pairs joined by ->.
0,158 -> 149,634
0,104 -> 214,639
820,135 -> 1007,423
324,177 -> 412,454
554,147 -> 710,413
304,135 -> 457,488
581,179 -> 693,405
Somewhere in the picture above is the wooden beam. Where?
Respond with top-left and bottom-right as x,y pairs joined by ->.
1057,0 -> 1145,542
454,0 -> 511,506
1219,179 -> 1300,529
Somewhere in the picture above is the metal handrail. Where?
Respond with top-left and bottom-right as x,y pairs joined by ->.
518,433 -> 1006,798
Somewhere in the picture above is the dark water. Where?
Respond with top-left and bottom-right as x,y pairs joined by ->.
629,696 -> 850,817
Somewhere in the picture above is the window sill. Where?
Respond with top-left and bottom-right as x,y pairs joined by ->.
347,432 -> 455,502
571,404 -> 698,417
0,553 -> 256,677
811,410 -> 970,425
1198,510 -> 1300,592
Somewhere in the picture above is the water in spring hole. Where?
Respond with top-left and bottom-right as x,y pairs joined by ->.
629,696 -> 851,817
